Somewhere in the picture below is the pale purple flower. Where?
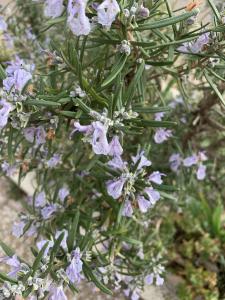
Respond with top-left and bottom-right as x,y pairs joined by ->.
137,196 -> 151,213
196,164 -> 206,180
144,187 -> 160,205
122,200 -> 133,217
106,177 -> 126,199
12,221 -> 26,238
44,0 -> 64,18
4,255 -> 21,278
73,121 -> 110,155
137,5 -> 150,18
5,57 -> 23,75
131,289 -> 140,300
154,128 -> 172,144
37,239 -> 54,257
123,288 -> 130,297
145,273 -> 164,286
132,150 -> 151,170
97,0 -> 120,29
108,156 -> 127,170
177,43 -> 191,53
58,187 -> 69,202
66,247 -> 83,283
156,274 -> 164,286
145,274 -> 154,285
67,0 -> 91,36
154,112 -> 164,121
24,126 -> 46,145
41,203 -> 58,219
108,135 -> 123,157
145,271 -> 164,286
190,33 -> 210,53
49,285 -> 67,300
14,68 -> 32,92
36,126 -> 46,145
91,121 -> 109,155
3,58 -> 33,93
47,153 -> 61,168
0,16 -> 7,31
198,151 -> 208,162
1,161 -> 17,176
169,153 -> 182,172
3,77 -> 15,92
183,154 -> 198,167
0,99 -> 11,129
55,229 -> 68,251
177,33 -> 210,54
35,191 -> 46,207
149,171 -> 165,185
73,121 -> 93,134
24,127 -> 36,143
26,223 -> 38,237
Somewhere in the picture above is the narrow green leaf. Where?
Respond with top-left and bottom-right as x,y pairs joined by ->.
119,236 -> 142,246
59,111 -> 77,118
39,16 -> 66,33
204,70 -> 225,106
206,0 -> 221,21
0,240 -> 15,257
0,272 -> 18,284
125,60 -> 145,106
212,205 -> 223,236
101,54 -> 127,88
0,64 -> 6,79
134,10 -> 198,31
153,184 -> 179,192
83,262 -> 113,295
206,67 -> 225,82
146,36 -> 197,49
68,210 -> 80,251
24,99 -> 61,107
73,97 -> 91,113
130,119 -> 177,128
50,232 -> 65,263
32,242 -> 49,274
133,106 -> 171,113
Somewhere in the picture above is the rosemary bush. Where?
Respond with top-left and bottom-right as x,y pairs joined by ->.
0,0 -> 224,299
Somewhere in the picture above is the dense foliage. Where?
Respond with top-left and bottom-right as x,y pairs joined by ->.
0,0 -> 224,299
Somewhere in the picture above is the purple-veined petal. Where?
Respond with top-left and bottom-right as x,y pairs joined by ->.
149,171 -> 165,185
97,0 -> 120,28
183,154 -> 198,167
196,164 -> 206,180
108,135 -> 123,157
122,200 -> 133,217
106,177 -> 126,199
91,121 -> 109,155
108,156 -> 127,171
137,196 -> 151,213
144,187 -> 160,205
44,0 -> 64,18
154,128 -> 172,144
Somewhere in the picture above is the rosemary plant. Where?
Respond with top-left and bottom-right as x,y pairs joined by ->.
0,0 -> 224,299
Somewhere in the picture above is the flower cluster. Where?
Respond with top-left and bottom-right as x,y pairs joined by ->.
169,151 -> 208,180
3,56 -> 33,93
40,0 -> 121,36
106,151 -> 165,217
